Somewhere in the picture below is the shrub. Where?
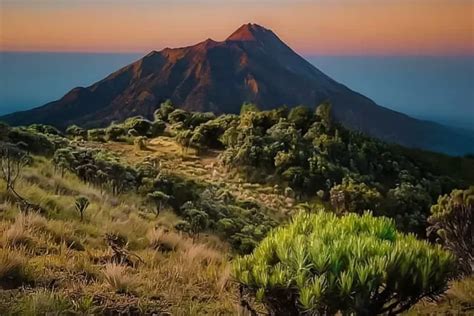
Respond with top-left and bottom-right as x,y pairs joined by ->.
106,125 -> 126,141
330,178 -> 382,214
87,129 -> 106,142
233,211 -> 456,315
149,120 -> 166,137
428,186 -> 473,275
66,125 -> 87,139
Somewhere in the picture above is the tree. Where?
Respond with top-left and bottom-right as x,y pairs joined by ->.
233,211 -> 455,315
0,143 -> 28,190
147,191 -> 170,217
75,196 -> 90,221
428,186 -> 473,275
183,207 -> 209,236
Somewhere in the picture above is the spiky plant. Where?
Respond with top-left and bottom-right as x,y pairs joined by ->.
233,210 -> 456,315
74,196 -> 90,222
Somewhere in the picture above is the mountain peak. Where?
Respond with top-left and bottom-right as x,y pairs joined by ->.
226,23 -> 273,42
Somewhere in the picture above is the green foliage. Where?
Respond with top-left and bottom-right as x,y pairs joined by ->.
181,203 -> 209,235
330,177 -> 382,214
288,105 -> 314,131
428,186 -> 473,275
122,117 -> 153,136
147,191 -> 170,216
106,125 -> 126,141
149,120 -> 166,137
66,125 -> 87,139
87,128 -> 106,142
154,99 -> 175,121
53,145 -> 139,194
240,102 -> 260,115
168,109 -> 191,125
233,211 -> 456,315
75,196 -> 90,222
7,127 -> 57,155
386,182 -> 432,234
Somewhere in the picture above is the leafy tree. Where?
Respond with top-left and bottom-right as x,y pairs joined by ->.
75,196 -> 90,222
182,207 -> 209,236
147,191 -> 170,217
233,211 -> 456,315
428,186 -> 474,275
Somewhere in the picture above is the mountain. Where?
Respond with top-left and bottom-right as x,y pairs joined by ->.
1,23 -> 473,155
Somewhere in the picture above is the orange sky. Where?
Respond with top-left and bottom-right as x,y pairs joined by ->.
1,0 -> 473,55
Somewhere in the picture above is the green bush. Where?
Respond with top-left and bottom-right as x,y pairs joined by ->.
428,186 -> 473,275
233,211 -> 455,315
65,124 -> 87,139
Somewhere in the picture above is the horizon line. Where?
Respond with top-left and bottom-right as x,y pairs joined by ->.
2,50 -> 473,58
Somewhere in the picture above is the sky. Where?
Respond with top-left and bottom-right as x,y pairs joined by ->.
1,0 -> 473,55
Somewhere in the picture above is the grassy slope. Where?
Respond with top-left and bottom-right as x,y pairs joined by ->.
0,155 -> 237,315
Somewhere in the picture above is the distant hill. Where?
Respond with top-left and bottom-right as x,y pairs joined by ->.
1,23 -> 473,155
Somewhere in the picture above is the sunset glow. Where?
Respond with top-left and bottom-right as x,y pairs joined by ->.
1,0 -> 473,55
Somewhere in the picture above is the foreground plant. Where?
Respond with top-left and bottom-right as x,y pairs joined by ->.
233,211 -> 456,315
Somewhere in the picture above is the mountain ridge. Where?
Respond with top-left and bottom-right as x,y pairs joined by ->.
1,23 -> 473,155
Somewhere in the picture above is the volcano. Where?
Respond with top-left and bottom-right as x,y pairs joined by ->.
1,23 -> 473,155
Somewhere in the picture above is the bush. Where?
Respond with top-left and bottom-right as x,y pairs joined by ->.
87,129 -> 106,142
66,125 -> 87,139
233,211 -> 455,315
428,186 -> 473,275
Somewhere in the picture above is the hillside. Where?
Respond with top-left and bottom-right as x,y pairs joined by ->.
0,104 -> 473,313
2,24 -> 473,155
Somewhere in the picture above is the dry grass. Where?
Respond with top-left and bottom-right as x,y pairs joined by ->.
102,263 -> 138,294
0,247 -> 30,288
0,156 -> 239,314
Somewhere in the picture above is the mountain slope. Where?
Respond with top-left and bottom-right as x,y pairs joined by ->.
1,23 -> 473,155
